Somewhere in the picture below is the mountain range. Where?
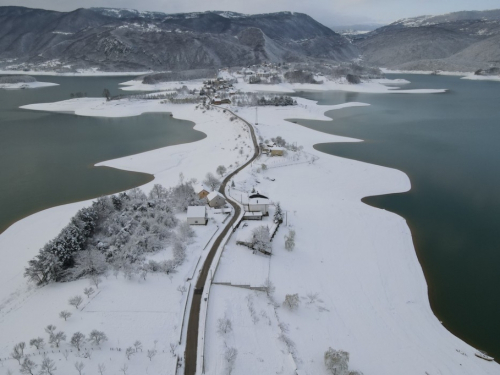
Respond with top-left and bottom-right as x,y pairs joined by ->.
0,7 -> 357,72
354,9 -> 500,72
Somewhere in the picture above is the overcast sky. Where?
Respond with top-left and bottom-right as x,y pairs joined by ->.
1,0 -> 498,26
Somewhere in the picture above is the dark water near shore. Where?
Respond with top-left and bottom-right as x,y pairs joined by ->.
0,76 -> 205,234
292,75 -> 500,360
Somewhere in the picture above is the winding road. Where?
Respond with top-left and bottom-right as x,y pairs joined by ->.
184,107 -> 259,375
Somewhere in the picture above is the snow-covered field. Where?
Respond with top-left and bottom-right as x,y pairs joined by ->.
0,81 -> 58,89
2,76 -> 499,375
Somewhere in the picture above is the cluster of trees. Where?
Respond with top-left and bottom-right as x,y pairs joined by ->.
141,69 -> 217,84
25,182 -> 203,286
284,70 -> 321,84
257,96 -> 297,107
0,75 -> 36,84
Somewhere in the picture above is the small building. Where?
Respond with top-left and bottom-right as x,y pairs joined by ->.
187,206 -> 207,225
212,98 -> 231,105
195,184 -> 210,200
207,191 -> 226,208
270,147 -> 284,156
243,212 -> 263,221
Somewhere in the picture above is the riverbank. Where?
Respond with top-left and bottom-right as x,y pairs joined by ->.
0,81 -> 58,89
381,68 -> 500,82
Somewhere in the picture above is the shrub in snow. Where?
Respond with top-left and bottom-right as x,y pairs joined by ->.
120,363 -> 129,375
284,230 -> 296,251
70,332 -> 85,351
324,348 -> 350,375
20,357 -> 37,375
133,340 -> 142,352
98,363 -> 106,375
59,310 -> 72,321
217,317 -> 233,335
169,343 -> 178,357
283,294 -> 300,310
88,330 -> 108,346
69,295 -> 83,309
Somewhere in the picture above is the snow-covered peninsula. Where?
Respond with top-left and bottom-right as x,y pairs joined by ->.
2,76 -> 498,375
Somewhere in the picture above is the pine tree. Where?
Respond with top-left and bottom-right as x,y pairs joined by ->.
274,203 -> 283,223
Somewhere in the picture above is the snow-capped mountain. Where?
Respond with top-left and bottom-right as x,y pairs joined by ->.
354,9 -> 500,71
0,6 -> 358,72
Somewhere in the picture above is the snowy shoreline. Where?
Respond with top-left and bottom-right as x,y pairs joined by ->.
2,83 -> 499,374
0,69 -> 150,77
0,81 -> 59,89
382,68 -> 500,82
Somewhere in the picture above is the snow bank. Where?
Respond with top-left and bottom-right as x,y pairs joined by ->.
461,73 -> 500,82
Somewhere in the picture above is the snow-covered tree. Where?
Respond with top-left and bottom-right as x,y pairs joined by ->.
98,363 -> 106,375
251,226 -> 271,254
69,295 -> 83,309
324,348 -> 350,375
120,363 -> 128,375
177,285 -> 187,295
217,317 -> 233,335
216,165 -> 227,177
69,249 -> 107,280
11,343 -> 24,364
284,230 -> 295,251
224,347 -> 238,375
74,361 -> 85,375
125,347 -> 135,360
39,355 -> 56,375
20,357 -> 37,375
50,331 -> 66,348
274,203 -> 283,223
89,330 -> 108,346
71,332 -> 85,351
133,340 -> 142,352
283,294 -> 300,310
59,310 -> 72,321
84,287 -> 95,298
45,325 -> 56,341
29,337 -> 44,350
203,172 -> 221,191
147,349 -> 157,361
90,274 -> 102,289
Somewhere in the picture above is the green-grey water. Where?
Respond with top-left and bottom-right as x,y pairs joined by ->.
292,75 -> 500,361
0,76 -> 205,234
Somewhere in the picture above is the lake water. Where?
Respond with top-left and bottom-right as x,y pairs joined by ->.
292,75 -> 500,360
0,76 -> 205,234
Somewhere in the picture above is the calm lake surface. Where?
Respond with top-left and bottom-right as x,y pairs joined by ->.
0,76 -> 205,234
293,75 -> 500,360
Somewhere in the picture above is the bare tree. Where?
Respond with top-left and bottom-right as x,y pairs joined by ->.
45,325 -> 56,338
147,349 -> 157,361
262,278 -> 276,297
324,348 -> 350,375
217,317 -> 233,335
224,347 -> 238,375
119,364 -> 128,375
29,337 -> 44,350
62,350 -> 70,361
90,275 -> 102,289
69,295 -> 83,309
283,294 -> 300,310
60,310 -> 72,321
216,165 -> 227,177
125,347 -> 135,360
177,285 -> 187,295
74,361 -> 85,375
97,363 -> 106,375
20,358 -> 37,375
11,343 -> 24,364
83,287 -> 95,298
102,89 -> 110,101
133,340 -> 142,352
50,331 -> 66,348
71,332 -> 86,351
39,355 -> 56,375
306,292 -> 319,304
88,330 -> 108,346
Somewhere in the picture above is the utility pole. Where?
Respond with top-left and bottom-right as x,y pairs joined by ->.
255,106 -> 258,125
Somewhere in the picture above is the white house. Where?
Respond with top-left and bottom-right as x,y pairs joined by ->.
187,206 -> 207,225
244,193 -> 271,215
207,191 -> 226,208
